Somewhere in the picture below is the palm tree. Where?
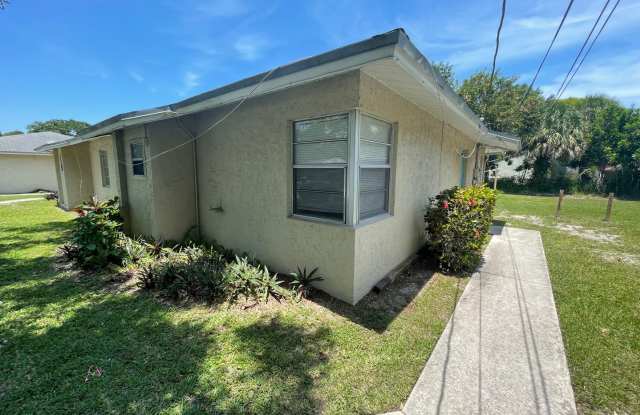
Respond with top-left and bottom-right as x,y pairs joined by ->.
523,102 -> 586,185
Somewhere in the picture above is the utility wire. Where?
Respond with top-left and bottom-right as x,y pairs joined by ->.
557,0 -> 621,98
554,0 -> 611,98
117,66 -> 278,167
518,0 -> 575,107
489,0 -> 507,88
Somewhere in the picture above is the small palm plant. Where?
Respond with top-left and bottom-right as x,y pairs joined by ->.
290,266 -> 324,300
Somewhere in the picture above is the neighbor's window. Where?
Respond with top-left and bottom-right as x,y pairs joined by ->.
99,150 -> 110,187
130,142 -> 145,176
359,115 -> 391,220
293,114 -> 348,222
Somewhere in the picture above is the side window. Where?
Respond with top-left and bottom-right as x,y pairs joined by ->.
358,115 -> 391,220
292,114 -> 348,222
99,150 -> 110,187
130,141 -> 145,176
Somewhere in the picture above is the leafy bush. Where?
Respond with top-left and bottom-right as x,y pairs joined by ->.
424,185 -> 496,273
223,256 -> 288,303
290,266 -> 324,300
68,197 -> 125,269
138,244 -> 226,301
120,236 -> 152,266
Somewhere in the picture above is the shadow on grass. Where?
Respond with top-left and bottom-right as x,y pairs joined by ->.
1,261 -> 333,414
310,256 -> 444,333
0,220 -> 71,255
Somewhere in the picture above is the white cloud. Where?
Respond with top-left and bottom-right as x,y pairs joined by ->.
128,70 -> 144,83
233,34 -> 270,61
179,71 -> 201,96
540,51 -> 640,106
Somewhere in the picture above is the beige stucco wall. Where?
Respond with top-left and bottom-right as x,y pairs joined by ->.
196,71 -> 360,303
56,143 -> 94,209
0,153 -> 58,194
122,126 -> 154,237
352,73 -> 480,302
147,118 -> 196,241
88,136 -> 120,202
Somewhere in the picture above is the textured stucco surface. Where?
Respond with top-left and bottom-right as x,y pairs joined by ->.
88,136 -> 120,202
56,143 -> 94,209
0,154 -> 58,194
195,71 -> 360,303
352,73 -> 479,302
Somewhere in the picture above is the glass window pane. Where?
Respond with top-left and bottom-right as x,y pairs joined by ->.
359,141 -> 389,164
130,142 -> 144,159
359,190 -> 387,219
294,167 -> 344,222
359,168 -> 389,219
132,160 -> 145,176
361,115 -> 391,144
99,150 -> 110,187
294,115 -> 348,143
295,168 -> 344,193
294,141 -> 348,165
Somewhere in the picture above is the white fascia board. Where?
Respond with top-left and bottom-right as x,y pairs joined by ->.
0,151 -> 52,156
36,134 -> 115,151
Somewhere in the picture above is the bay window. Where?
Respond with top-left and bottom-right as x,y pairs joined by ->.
292,111 -> 393,225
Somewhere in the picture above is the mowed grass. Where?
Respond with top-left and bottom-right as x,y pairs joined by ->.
496,193 -> 640,414
0,200 -> 466,414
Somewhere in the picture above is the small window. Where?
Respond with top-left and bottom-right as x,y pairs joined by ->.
460,157 -> 468,186
99,150 -> 110,187
293,114 -> 348,222
358,115 -> 392,220
130,142 -> 145,176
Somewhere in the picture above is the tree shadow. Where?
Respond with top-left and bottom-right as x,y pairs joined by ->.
310,256 -> 443,333
0,220 -> 71,255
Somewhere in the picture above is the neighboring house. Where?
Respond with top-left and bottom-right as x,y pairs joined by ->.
0,132 -> 70,193
39,29 -> 519,304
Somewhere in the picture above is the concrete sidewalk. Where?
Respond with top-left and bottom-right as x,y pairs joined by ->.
400,227 -> 577,415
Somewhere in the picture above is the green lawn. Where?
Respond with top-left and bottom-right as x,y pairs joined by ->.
0,200 -> 465,414
0,193 -> 47,202
496,193 -> 640,414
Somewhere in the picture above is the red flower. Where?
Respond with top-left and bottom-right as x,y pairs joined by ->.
442,200 -> 449,209
468,198 -> 477,207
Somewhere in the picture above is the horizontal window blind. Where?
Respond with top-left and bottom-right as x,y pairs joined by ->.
359,115 -> 391,220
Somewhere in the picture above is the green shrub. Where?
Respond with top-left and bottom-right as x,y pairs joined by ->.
138,244 -> 226,301
69,197 -> 125,269
424,185 -> 496,273
223,256 -> 288,303
290,266 -> 324,300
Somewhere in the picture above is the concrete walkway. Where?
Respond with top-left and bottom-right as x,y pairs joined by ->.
400,227 -> 577,415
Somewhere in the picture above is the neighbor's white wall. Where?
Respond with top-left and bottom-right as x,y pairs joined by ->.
196,71 -> 360,303
352,73 -> 479,302
0,153 -> 58,194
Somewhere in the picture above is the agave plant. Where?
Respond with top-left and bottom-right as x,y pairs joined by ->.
290,266 -> 323,300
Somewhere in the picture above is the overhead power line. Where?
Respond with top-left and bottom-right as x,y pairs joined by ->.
489,0 -> 507,88
557,0 -> 621,99
554,0 -> 611,97
518,0 -> 575,107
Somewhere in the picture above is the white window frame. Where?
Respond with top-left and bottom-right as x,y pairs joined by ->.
130,140 -> 146,177
290,109 -> 394,227
99,149 -> 111,188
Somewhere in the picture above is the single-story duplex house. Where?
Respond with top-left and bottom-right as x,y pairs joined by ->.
0,132 -> 70,193
39,29 -> 519,304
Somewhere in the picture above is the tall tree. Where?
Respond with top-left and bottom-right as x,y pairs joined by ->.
27,119 -> 91,136
523,101 -> 586,185
0,130 -> 24,136
457,70 -> 544,141
432,61 -> 458,90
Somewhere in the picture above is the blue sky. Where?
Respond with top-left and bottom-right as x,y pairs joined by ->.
1,0 -> 638,132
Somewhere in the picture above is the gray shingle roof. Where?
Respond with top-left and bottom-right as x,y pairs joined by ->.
0,132 -> 71,154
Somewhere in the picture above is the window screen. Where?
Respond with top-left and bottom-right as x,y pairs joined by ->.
293,114 -> 348,222
99,150 -> 110,187
130,142 -> 145,176
359,115 -> 391,220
